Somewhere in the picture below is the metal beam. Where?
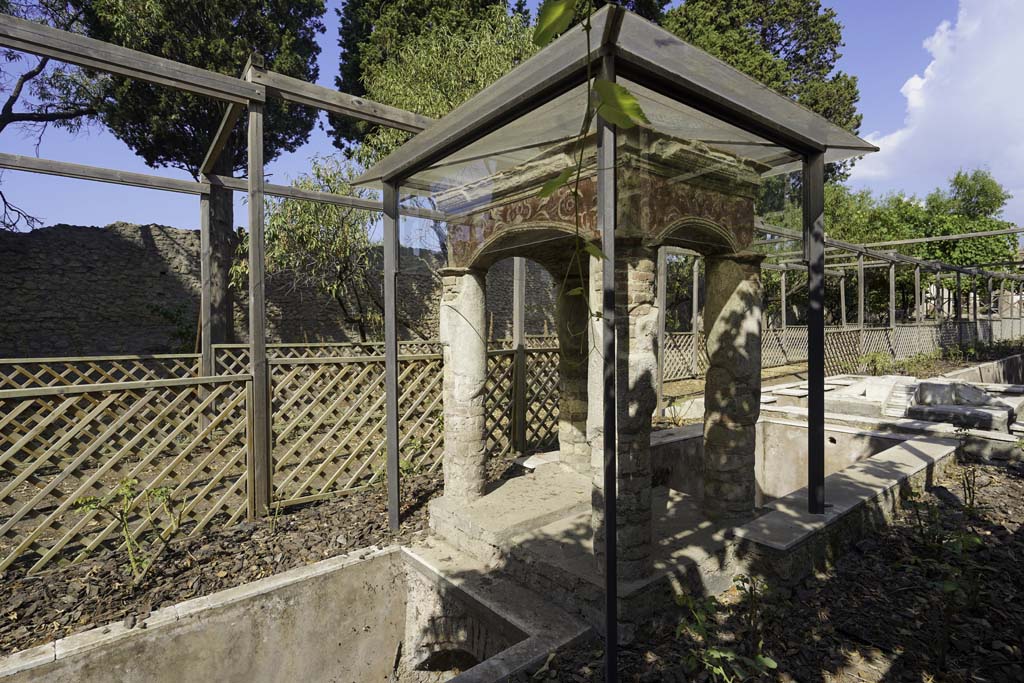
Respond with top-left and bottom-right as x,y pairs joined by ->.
759,221 -> 1024,283
597,54 -> 619,683
0,13 -> 263,104
803,154 -> 826,515
691,258 -> 700,377
780,270 -> 787,329
857,255 -> 865,329
512,258 -> 527,452
915,266 -> 922,323
889,262 -> 896,329
840,274 -> 847,327
762,225 -> 1024,258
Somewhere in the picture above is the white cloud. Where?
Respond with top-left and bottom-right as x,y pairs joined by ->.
850,0 -> 1024,224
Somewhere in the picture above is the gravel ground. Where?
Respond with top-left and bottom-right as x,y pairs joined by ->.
536,456 -> 1024,682
0,459 -> 520,657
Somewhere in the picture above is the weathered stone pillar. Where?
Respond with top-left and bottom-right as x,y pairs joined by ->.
589,244 -> 659,581
556,273 -> 590,473
702,252 -> 764,520
439,268 -> 488,501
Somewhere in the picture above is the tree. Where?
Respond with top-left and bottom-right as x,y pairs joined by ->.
926,169 -> 1013,221
762,171 -> 1017,323
662,0 -> 861,207
232,157 -> 381,342
77,0 -> 324,177
233,157 -> 438,340
331,0 -> 508,153
592,0 -> 669,21
75,0 -> 326,345
662,0 -> 860,133
358,6 -> 536,257
0,1 -> 105,230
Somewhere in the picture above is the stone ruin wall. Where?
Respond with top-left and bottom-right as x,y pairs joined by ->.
0,223 -> 556,358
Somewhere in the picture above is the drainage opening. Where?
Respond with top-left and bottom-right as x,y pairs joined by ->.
416,648 -> 481,673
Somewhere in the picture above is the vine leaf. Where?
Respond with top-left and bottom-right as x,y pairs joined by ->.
539,167 -> 576,198
593,78 -> 650,129
534,0 -> 575,47
583,241 -> 608,261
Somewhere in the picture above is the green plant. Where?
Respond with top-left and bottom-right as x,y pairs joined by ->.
858,351 -> 895,376
904,488 -> 944,550
943,344 -> 964,364
900,349 -> 943,378
74,478 -> 182,585
675,577 -> 777,682
959,465 -> 980,513
147,303 -> 198,353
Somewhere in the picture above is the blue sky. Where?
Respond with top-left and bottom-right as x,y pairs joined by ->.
3,0 -> 1021,232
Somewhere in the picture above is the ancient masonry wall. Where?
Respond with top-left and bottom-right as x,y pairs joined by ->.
0,223 -> 556,357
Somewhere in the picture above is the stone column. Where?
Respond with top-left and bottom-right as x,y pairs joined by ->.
702,252 -> 764,521
589,244 -> 659,581
556,273 -> 590,473
439,268 -> 488,501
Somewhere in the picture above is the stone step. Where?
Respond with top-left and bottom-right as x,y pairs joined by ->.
1010,421 -> 1024,436
882,380 -> 917,418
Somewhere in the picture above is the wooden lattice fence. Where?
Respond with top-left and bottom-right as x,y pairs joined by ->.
0,375 -> 250,573
0,354 -> 200,391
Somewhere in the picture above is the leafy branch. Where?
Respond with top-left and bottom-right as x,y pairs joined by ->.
73,478 -> 183,586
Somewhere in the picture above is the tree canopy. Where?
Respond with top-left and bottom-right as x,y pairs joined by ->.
760,170 -> 1018,324
662,0 -> 861,137
1,0 -> 105,229
331,0 -> 509,153
76,0 -> 326,177
358,6 -> 536,167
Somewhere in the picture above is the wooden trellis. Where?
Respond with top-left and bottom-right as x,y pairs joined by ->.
524,349 -> 560,449
0,375 -> 250,573
0,354 -> 200,391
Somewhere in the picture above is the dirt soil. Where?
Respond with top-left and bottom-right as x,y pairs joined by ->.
0,458 -> 520,657
533,456 -> 1024,682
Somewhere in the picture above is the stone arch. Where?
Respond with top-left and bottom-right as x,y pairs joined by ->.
650,215 -> 754,256
465,223 -> 590,278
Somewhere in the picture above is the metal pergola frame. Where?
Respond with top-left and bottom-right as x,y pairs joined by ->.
757,222 -> 1024,330
0,12 -> 438,532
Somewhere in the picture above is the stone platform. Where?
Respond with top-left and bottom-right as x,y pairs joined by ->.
429,434 -> 959,639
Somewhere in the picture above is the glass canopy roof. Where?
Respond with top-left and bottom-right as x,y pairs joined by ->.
357,5 -> 877,194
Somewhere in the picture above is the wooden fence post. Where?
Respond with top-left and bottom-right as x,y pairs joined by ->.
383,182 -> 401,531
512,257 -> 527,452
691,257 -> 700,377
839,274 -> 847,328
247,99 -> 271,518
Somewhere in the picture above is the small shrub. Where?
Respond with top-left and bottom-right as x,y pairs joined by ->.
858,351 -> 895,376
74,478 -> 182,585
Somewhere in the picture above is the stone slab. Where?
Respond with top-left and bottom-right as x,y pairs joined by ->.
736,436 -> 957,552
906,403 -> 1013,431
